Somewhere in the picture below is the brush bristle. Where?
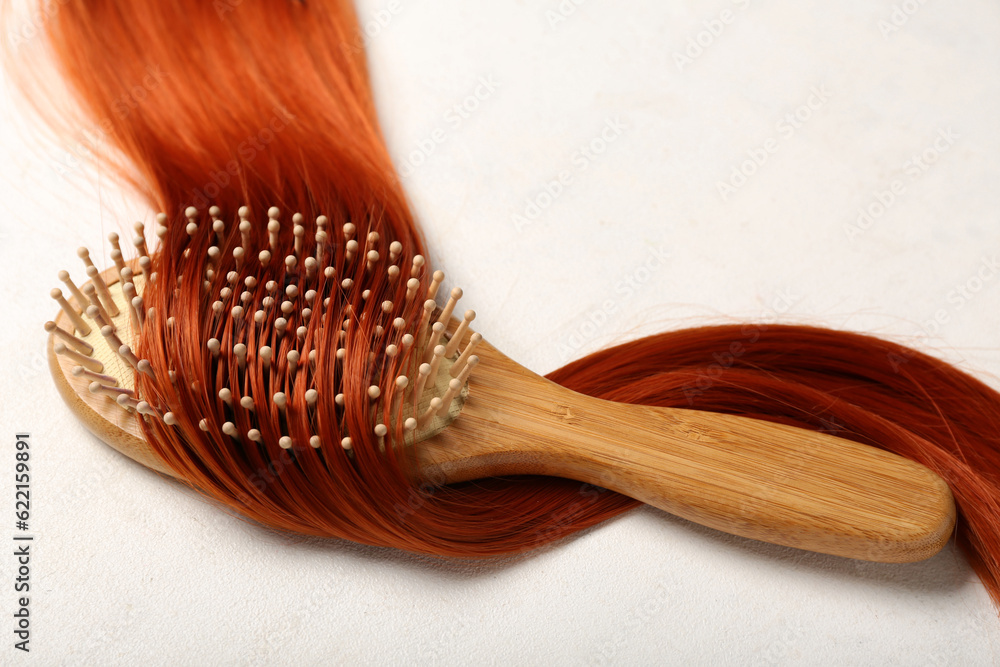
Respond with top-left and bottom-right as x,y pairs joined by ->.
47,207 -> 480,453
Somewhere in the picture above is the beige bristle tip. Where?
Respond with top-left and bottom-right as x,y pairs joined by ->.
52,223 -> 481,451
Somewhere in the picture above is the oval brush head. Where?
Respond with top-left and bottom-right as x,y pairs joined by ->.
46,209 -> 955,563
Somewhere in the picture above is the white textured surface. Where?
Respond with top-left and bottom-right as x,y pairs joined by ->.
1,0 -> 1000,664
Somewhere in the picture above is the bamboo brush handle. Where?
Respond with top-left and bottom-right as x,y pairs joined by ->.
416,336 -> 956,563
48,276 -> 956,564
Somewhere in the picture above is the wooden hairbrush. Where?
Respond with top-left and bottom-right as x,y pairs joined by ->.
46,209 -> 956,563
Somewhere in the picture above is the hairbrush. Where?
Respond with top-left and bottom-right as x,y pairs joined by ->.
46,208 -> 955,563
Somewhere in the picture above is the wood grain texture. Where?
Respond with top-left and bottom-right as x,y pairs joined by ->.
47,277 -> 956,562
416,333 -> 956,563
48,268 -> 173,476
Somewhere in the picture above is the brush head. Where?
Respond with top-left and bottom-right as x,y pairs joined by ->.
46,207 -> 481,476
45,210 -> 957,565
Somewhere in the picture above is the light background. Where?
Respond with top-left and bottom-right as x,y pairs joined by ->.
1,0 -> 999,664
